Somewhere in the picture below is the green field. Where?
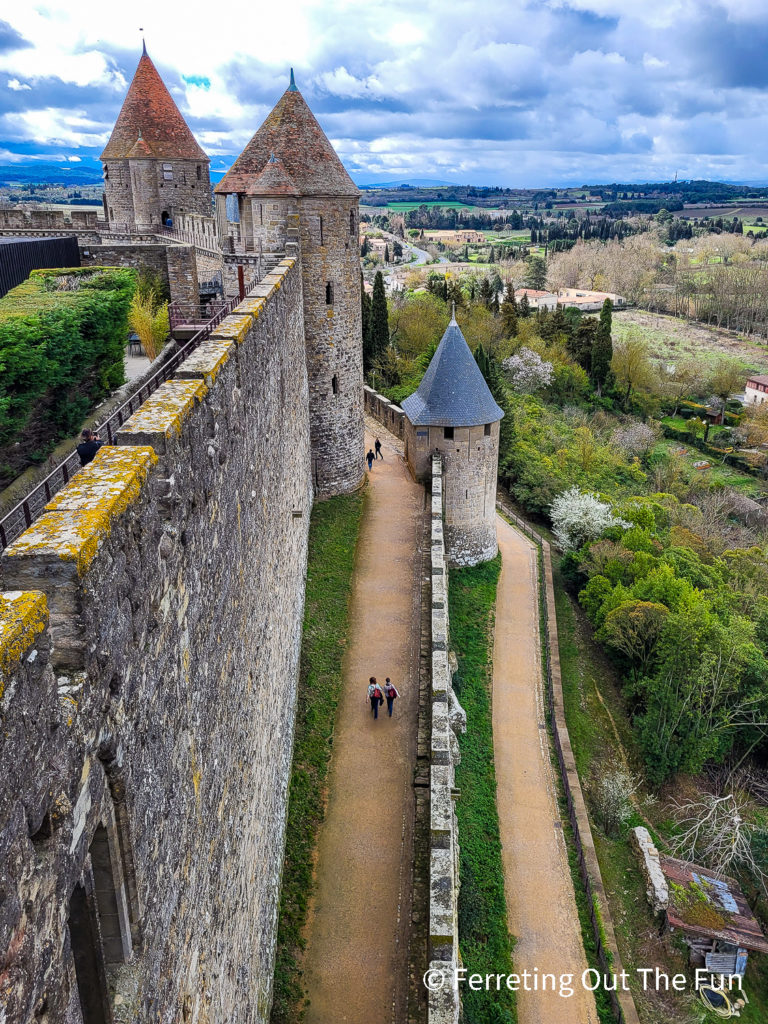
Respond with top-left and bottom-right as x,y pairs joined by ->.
386,201 -> 494,211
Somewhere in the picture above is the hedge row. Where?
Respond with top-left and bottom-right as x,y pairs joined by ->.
0,266 -> 135,486
661,423 -> 764,477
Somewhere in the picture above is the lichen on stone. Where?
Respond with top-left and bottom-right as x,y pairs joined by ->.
0,590 -> 48,694
175,340 -> 234,384
118,379 -> 207,439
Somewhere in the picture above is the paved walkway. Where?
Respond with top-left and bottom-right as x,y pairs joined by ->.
301,427 -> 422,1024
493,516 -> 598,1024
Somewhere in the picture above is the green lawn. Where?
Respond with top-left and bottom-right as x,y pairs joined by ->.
270,492 -> 365,1024
450,555 -> 517,1024
653,438 -> 763,494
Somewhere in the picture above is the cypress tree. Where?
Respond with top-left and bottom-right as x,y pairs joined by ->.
591,297 -> 614,392
361,272 -> 373,371
370,270 -> 389,365
384,243 -> 390,263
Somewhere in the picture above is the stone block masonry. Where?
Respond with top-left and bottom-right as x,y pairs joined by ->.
79,241 -> 199,305
0,258 -> 314,1023
428,455 -> 463,1024
363,384 -> 405,438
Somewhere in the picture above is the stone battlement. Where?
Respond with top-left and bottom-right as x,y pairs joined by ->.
0,257 -> 314,1023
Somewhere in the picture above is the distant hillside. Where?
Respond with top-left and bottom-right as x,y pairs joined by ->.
0,162 -> 104,186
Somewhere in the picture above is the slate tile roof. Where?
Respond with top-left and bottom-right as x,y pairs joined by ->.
101,48 -> 208,162
215,75 -> 358,198
401,315 -> 504,427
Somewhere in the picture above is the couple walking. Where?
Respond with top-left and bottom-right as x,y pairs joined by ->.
366,437 -> 383,471
367,677 -> 399,719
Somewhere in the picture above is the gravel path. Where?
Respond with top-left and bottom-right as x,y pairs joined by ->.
493,516 -> 598,1024
301,428 -> 423,1024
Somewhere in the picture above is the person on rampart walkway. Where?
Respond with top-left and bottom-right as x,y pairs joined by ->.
77,428 -> 103,467
367,677 -> 384,719
384,678 -> 399,717
366,449 -> 375,471
374,437 -> 383,459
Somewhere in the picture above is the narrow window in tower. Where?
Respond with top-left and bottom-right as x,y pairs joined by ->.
332,375 -> 339,395
103,165 -> 109,181
196,165 -> 202,181
326,282 -> 334,304
350,209 -> 355,236
484,423 -> 491,436
444,426 -> 454,440
319,216 -> 324,245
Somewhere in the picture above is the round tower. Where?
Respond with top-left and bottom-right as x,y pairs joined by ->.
100,44 -> 211,233
214,71 -> 364,498
402,311 -> 504,566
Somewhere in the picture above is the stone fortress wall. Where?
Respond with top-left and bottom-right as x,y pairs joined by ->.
0,259 -> 314,1023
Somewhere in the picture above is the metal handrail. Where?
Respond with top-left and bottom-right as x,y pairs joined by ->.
0,294 -> 240,551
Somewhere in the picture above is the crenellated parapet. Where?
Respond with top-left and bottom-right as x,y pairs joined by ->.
0,258 -> 313,1023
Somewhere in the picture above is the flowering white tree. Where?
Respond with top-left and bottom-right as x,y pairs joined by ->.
611,422 -> 659,458
502,347 -> 553,394
550,487 -> 629,551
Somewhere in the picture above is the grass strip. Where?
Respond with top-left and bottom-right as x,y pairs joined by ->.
449,555 -> 517,1024
270,491 -> 365,1023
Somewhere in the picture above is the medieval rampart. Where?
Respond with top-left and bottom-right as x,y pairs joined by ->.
0,258 -> 313,1023
363,384 -> 405,438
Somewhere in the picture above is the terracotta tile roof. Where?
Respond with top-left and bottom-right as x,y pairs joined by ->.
246,154 -> 299,196
747,374 -> 768,387
101,49 -> 207,162
215,79 -> 358,198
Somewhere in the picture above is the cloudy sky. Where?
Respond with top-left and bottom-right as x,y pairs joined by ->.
1,0 -> 768,186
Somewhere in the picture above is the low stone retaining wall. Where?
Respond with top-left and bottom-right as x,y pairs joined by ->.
428,454 -> 464,1024
496,497 -> 641,1024
363,384 -> 405,438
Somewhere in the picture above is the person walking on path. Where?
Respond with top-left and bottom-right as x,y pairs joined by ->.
384,678 -> 399,717
367,677 -> 384,719
374,438 -> 383,460
76,428 -> 103,467
366,449 -> 375,471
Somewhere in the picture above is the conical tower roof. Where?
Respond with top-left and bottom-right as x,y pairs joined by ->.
246,153 -> 299,196
101,48 -> 207,162
401,312 -> 504,427
215,72 -> 358,197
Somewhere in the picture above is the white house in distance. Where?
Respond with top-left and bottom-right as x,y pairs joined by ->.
514,288 -> 558,310
557,288 -> 627,311
745,373 -> 768,405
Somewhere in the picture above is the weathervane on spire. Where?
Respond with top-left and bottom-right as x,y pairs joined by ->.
140,28 -> 146,56
289,67 -> 297,92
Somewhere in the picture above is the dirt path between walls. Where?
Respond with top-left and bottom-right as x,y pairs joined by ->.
493,516 -> 598,1024
301,427 -> 422,1024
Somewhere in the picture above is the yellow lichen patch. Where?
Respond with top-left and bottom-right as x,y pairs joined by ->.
174,340 -> 234,386
46,446 -> 157,516
0,591 -> 48,695
6,447 -> 158,577
118,379 -> 207,439
209,314 -> 252,346
235,297 -> 265,319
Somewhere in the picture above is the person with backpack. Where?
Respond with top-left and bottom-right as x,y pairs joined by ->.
384,678 -> 400,717
367,676 -> 384,719
366,449 -> 375,471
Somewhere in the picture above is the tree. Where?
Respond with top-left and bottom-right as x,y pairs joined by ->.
387,291 -> 446,359
474,343 -> 491,380
610,422 -> 658,458
518,293 -> 531,318
384,243 -> 390,263
591,297 -> 613,392
478,277 -> 494,309
567,317 -> 598,371
550,487 -> 629,551
709,356 -> 746,400
502,347 -> 553,394
392,239 -> 403,259
129,288 -> 169,361
361,272 -> 372,368
488,245 -> 496,263
360,237 -> 370,257
523,254 -> 547,290
500,282 -> 518,337
598,600 -> 669,676
611,331 -> 655,408
369,271 -> 389,369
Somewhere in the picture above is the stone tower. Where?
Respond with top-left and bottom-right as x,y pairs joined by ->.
402,311 -> 503,565
100,44 -> 211,233
214,71 -> 364,497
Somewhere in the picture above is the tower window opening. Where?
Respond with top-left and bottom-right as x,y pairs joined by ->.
68,882 -> 111,1024
196,164 -> 202,181
319,216 -> 324,246
444,426 -> 454,440
484,423 -> 491,436
332,375 -> 339,395
350,210 -> 355,236
325,282 -> 334,304
103,165 -> 109,181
